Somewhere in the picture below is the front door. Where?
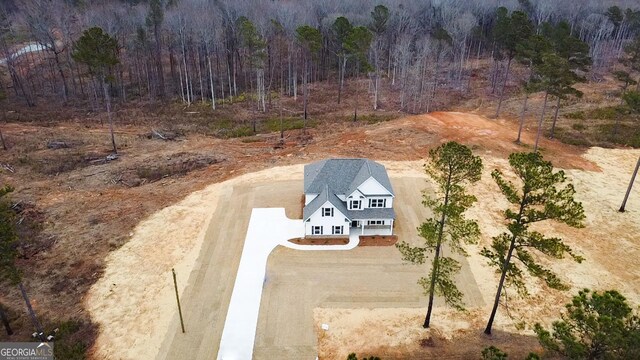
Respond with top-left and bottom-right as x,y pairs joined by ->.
351,220 -> 360,227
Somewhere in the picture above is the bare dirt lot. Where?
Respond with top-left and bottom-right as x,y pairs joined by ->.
1,110 -> 638,359
88,166 -> 483,360
86,147 -> 639,360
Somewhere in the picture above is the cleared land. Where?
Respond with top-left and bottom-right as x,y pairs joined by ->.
254,176 -> 484,360
2,110 -> 638,359
86,145 -> 640,360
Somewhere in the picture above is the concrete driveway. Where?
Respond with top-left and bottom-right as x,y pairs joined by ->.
217,208 -> 359,360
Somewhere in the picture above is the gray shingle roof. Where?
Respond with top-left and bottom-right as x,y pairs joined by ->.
303,159 -> 394,196
302,186 -> 396,221
345,207 -> 396,220
303,185 -> 350,221
303,159 -> 396,222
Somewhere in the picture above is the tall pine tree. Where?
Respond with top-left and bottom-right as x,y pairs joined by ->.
396,142 -> 483,328
72,27 -> 120,154
482,152 -> 585,335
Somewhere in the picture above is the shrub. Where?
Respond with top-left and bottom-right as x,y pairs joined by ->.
571,123 -> 586,131
226,126 -> 254,138
263,117 -> 307,132
589,106 -> 623,120
565,111 -> 586,120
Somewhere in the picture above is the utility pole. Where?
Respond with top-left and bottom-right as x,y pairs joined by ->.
19,283 -> 45,341
619,156 -> 640,212
172,268 -> 185,333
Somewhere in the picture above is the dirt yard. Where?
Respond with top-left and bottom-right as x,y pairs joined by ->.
1,110 -> 638,359
314,147 -> 640,359
86,147 -> 639,360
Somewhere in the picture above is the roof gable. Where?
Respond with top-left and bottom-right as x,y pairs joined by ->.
357,176 -> 392,196
303,186 -> 350,221
304,159 -> 394,196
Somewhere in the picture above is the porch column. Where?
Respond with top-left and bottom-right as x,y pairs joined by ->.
389,219 -> 394,235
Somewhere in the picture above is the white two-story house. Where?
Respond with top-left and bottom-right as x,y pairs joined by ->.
303,159 -> 395,237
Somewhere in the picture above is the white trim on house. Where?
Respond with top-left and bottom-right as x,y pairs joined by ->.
357,176 -> 393,196
303,159 -> 395,237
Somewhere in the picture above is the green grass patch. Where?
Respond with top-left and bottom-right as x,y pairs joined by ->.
262,117 -> 308,132
215,92 -> 252,105
588,106 -> 625,120
240,136 -> 264,143
571,123 -> 586,131
595,123 -> 640,147
223,126 -> 254,138
358,113 -> 397,124
565,111 -> 586,120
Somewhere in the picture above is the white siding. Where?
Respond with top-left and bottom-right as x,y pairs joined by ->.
347,190 -> 365,210
362,196 -> 393,209
358,177 -> 392,196
304,200 -> 350,236
305,194 -> 318,205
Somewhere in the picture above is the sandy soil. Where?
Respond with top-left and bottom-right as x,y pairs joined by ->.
316,147 -> 640,359
80,111 -> 639,359
85,166 -> 307,359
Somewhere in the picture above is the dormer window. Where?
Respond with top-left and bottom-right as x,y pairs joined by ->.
322,207 -> 334,217
349,200 -> 361,210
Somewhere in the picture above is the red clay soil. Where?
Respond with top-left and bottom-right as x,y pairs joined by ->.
305,111 -> 599,172
0,109 -> 601,351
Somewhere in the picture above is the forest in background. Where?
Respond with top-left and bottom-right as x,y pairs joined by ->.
1,1 -> 640,359
0,0 -> 639,119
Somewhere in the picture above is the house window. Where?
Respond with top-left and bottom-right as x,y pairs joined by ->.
350,200 -> 361,210
332,226 -> 343,235
369,199 -> 386,208
322,207 -> 334,217
367,220 -> 385,225
312,226 -> 323,235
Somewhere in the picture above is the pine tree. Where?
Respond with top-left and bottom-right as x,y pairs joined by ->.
493,8 -> 533,118
72,27 -> 120,154
515,34 -> 552,143
534,289 -> 640,359
396,141 -> 483,328
295,25 -> 322,129
482,152 -> 585,335
344,26 -> 373,122
623,35 -> 640,90
529,52 -> 581,151
369,5 -> 389,111
237,17 -> 267,117
426,25 -> 452,113
541,21 -> 591,138
332,16 -> 353,105
146,0 -> 165,98
0,186 -> 45,340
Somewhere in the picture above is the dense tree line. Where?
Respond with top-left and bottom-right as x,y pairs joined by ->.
0,0 -> 640,116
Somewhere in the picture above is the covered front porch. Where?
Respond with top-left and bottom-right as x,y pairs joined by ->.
349,219 -> 394,236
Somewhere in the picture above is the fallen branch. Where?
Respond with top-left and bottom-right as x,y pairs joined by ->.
1,162 -> 15,173
152,129 -> 168,140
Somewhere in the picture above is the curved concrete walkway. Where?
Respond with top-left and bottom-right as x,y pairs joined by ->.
217,208 -> 359,360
